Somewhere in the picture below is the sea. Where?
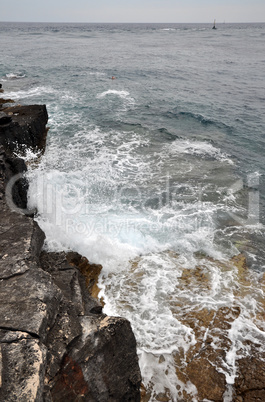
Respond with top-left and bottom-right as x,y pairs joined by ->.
1,22 -> 265,401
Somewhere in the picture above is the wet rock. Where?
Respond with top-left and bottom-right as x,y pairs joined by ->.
0,145 -> 29,210
0,207 -> 44,279
40,251 -> 85,315
0,104 -> 48,151
186,355 -> 226,401
141,252 -> 265,401
44,298 -> 82,379
235,351 -> 265,401
67,252 -> 103,300
0,148 -> 45,278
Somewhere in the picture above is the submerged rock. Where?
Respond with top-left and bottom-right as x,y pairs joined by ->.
0,98 -> 15,108
126,252 -> 265,401
235,351 -> 265,401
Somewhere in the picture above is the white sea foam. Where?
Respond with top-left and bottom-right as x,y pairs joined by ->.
5,72 -> 26,79
139,352 -> 198,401
166,139 -> 234,164
96,89 -> 135,113
97,89 -> 135,105
97,89 -> 131,99
89,72 -> 106,76
14,148 -> 42,162
4,86 -> 56,100
3,85 -> 80,110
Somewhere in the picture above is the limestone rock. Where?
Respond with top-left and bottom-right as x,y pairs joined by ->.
0,267 -> 62,340
40,251 -> 103,315
44,297 -> 82,379
0,338 -> 47,402
0,207 -> 44,279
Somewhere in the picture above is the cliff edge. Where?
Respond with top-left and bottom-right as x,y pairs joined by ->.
0,99 -> 141,401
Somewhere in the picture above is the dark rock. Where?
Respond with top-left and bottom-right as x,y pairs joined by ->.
0,104 -> 48,152
45,298 -> 82,379
234,352 -> 265,401
39,251 -> 103,315
0,151 -> 45,279
90,305 -> 103,314
5,157 -> 28,210
38,249 -> 141,399
0,112 -> 12,126
0,145 -> 29,211
51,315 -> 142,402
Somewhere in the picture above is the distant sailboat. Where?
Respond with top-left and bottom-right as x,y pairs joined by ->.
212,19 -> 217,29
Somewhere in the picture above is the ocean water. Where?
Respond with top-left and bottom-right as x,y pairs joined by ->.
1,22 -> 265,400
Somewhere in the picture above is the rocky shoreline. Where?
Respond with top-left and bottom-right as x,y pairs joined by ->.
0,98 -> 141,401
2,95 -> 265,402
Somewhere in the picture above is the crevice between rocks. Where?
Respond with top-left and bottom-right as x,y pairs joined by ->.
0,327 -> 40,342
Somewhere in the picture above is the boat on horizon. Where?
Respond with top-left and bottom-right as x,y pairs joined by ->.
212,19 -> 217,29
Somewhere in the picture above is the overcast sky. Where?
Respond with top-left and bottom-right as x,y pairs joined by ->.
1,0 -> 264,23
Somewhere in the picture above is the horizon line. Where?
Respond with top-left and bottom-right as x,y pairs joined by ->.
1,20 -> 265,24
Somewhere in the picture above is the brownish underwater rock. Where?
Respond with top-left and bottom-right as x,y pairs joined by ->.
139,252 -> 265,401
234,351 -> 265,401
186,356 -> 226,401
67,251 -> 103,300
0,98 -> 15,108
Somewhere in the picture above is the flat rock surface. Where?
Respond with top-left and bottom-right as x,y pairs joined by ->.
0,267 -> 62,340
